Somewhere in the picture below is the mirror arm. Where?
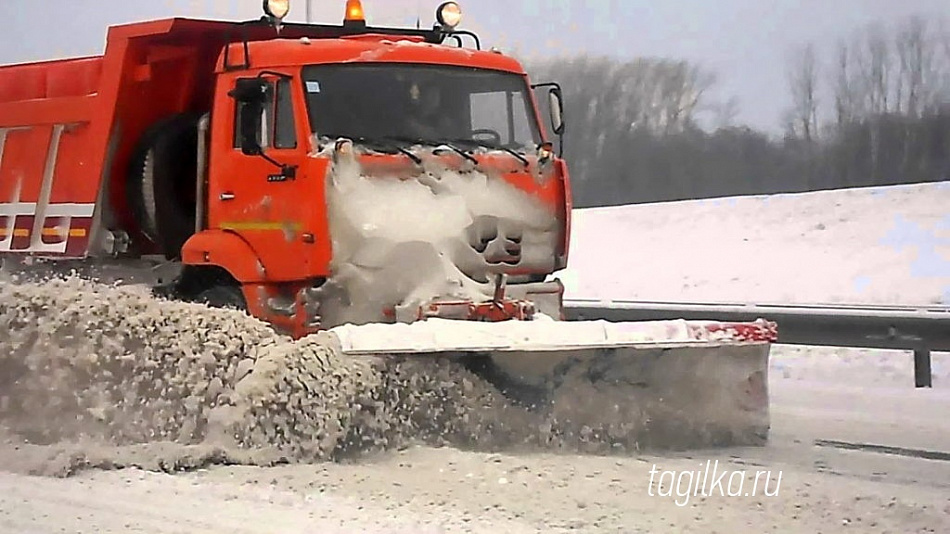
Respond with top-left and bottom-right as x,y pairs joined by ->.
531,82 -> 565,157
258,70 -> 293,81
257,150 -> 281,168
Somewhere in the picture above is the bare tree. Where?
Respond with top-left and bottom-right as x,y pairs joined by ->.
856,23 -> 893,115
895,16 -> 937,118
937,17 -> 950,107
832,40 -> 863,128
786,43 -> 821,141
708,96 -> 741,130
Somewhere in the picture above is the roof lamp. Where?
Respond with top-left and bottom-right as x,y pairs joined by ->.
345,0 -> 366,22
263,0 -> 290,20
436,2 -> 462,29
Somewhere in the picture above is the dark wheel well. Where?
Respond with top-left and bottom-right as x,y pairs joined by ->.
195,284 -> 247,311
173,265 -> 241,299
128,112 -> 204,259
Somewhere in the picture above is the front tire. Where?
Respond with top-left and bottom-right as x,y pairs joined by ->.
195,285 -> 247,312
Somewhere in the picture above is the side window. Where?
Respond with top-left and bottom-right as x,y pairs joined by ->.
274,78 -> 297,149
509,92 -> 533,146
469,90 -> 533,147
232,77 -> 297,150
233,83 -> 270,150
470,91 -> 508,142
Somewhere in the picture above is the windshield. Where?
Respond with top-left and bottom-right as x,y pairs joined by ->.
302,64 -> 542,151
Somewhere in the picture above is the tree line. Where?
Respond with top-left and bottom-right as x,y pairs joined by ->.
524,15 -> 950,208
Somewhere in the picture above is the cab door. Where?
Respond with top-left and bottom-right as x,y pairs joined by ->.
208,71 -> 311,281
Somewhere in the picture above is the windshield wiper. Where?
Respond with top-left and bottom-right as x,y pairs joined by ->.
383,136 -> 479,166
446,138 -> 529,167
322,135 -> 422,165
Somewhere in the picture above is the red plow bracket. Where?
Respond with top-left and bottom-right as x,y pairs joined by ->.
421,298 -> 537,322
702,320 -> 779,343
386,273 -> 541,323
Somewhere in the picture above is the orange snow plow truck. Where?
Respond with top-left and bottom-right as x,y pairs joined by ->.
0,1 -> 776,449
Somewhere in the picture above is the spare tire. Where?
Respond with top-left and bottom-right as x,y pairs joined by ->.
128,113 -> 202,259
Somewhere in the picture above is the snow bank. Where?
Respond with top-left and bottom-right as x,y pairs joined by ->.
0,276 -> 374,462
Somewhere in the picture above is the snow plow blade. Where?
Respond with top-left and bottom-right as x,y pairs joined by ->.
329,318 -> 776,451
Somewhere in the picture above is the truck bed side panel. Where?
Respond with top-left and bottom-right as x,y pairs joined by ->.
0,19 -> 226,259
0,55 -> 101,257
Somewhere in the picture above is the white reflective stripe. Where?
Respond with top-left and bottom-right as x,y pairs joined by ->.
0,202 -> 37,216
2,203 -> 97,218
54,204 -> 96,217
0,203 -> 96,217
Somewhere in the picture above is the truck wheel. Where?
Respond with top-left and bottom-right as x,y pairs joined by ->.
128,113 -> 202,259
195,285 -> 247,311
195,285 -> 248,311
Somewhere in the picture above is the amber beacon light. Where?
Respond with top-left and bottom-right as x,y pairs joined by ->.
344,0 -> 366,23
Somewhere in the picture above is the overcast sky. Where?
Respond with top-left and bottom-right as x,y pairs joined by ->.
1,0 -> 947,132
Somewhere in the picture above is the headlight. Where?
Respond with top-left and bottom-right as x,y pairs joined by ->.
436,2 -> 462,29
334,138 -> 354,156
263,0 -> 290,20
537,142 -> 554,162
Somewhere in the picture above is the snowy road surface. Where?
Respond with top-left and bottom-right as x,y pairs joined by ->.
2,373 -> 948,533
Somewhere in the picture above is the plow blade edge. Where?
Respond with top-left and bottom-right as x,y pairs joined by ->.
330,318 -> 774,451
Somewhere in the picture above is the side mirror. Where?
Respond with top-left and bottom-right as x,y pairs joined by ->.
229,78 -> 272,156
548,87 -> 565,136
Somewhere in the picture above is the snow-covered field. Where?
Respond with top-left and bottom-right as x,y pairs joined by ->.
1,182 -> 949,533
563,181 -> 950,306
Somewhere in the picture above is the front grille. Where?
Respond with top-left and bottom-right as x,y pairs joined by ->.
468,216 -> 523,266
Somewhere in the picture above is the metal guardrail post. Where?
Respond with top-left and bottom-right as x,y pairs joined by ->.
914,349 -> 933,388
